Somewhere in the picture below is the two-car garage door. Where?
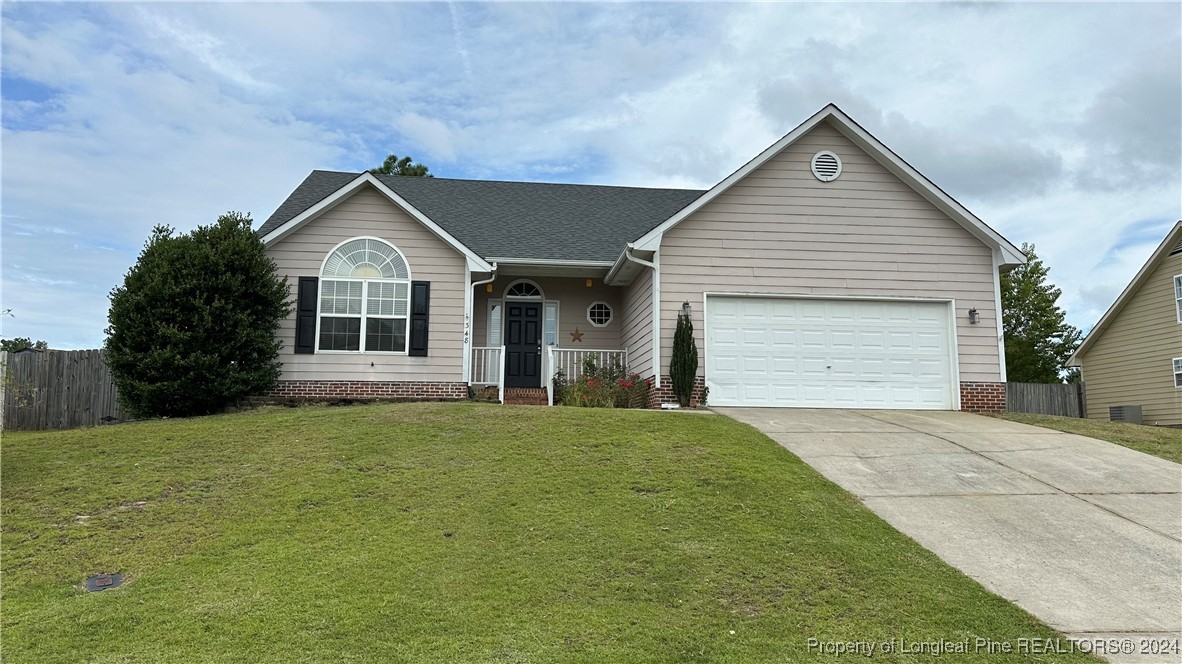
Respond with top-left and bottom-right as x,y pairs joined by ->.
706,296 -> 956,409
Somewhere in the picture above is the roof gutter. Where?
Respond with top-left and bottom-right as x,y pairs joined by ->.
605,244 -> 654,284
485,257 -> 614,268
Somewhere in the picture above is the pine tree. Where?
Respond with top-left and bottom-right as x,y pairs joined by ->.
369,154 -> 432,177
1001,243 -> 1081,383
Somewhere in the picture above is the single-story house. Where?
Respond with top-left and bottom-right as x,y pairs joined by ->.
257,104 -> 1025,411
1068,221 -> 1182,426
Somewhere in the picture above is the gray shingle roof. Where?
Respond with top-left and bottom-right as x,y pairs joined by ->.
257,171 -> 703,263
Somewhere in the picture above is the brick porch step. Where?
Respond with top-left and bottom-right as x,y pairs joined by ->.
503,387 -> 547,406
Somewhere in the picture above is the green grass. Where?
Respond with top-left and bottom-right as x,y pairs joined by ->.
996,412 -> 1182,464
3,403 -> 1096,663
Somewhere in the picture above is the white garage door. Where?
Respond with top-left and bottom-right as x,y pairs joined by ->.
706,296 -> 955,409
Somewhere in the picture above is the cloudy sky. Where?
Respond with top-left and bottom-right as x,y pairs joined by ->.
2,2 -> 1179,349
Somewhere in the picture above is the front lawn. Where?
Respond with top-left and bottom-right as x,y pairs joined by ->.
3,403 -> 1094,662
996,412 -> 1182,464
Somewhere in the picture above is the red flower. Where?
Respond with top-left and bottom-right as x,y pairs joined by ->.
619,380 -> 635,389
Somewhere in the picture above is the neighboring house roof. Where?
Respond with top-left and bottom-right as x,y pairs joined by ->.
1068,220 -> 1182,366
259,171 -> 703,264
622,103 -> 1026,271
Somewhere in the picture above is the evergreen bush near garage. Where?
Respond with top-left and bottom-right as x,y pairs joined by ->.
105,212 -> 291,418
669,304 -> 698,407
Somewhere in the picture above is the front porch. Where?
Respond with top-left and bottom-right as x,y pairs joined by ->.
471,343 -> 630,406
467,274 -> 632,405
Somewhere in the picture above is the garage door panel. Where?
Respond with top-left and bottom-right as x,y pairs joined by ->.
917,359 -> 946,378
857,303 -> 888,323
800,330 -> 826,348
771,357 -> 796,376
707,296 -> 954,409
713,354 -> 739,374
830,302 -> 857,322
859,330 -> 887,350
859,358 -> 887,378
887,331 -> 914,349
799,300 -> 826,321
831,330 -> 856,348
830,358 -> 857,376
769,301 -> 797,320
915,332 -> 944,351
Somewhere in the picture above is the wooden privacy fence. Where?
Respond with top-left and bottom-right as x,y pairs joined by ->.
1006,381 -> 1085,418
1,350 -> 129,431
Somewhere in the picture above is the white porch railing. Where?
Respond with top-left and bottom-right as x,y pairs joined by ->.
470,346 -> 505,403
546,347 -> 628,406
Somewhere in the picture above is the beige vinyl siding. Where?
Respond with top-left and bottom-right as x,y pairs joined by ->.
658,121 -> 1002,383
621,268 -> 655,378
472,276 -> 623,351
1078,251 -> 1182,426
267,186 -> 467,382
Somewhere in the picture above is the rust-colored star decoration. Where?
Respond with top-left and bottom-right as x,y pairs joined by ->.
569,327 -> 585,343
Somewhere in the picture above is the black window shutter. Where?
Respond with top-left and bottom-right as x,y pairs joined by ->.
295,276 -> 318,354
409,281 -> 430,356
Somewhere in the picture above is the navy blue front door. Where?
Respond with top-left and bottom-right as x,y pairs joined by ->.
504,302 -> 542,388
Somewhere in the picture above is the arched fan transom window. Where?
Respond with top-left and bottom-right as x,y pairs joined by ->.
318,237 -> 411,352
504,280 -> 543,299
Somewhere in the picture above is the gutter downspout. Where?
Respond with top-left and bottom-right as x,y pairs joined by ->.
472,263 -> 499,291
469,263 -> 498,388
621,245 -> 660,388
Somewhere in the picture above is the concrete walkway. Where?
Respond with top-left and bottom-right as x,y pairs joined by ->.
718,408 -> 1182,663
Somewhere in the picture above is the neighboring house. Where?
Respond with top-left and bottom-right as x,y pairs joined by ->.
257,104 -> 1025,411
1068,221 -> 1182,426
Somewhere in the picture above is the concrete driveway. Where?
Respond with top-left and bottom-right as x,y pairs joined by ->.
718,408 -> 1182,663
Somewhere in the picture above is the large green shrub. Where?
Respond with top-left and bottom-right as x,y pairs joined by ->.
105,213 -> 291,418
669,306 -> 698,407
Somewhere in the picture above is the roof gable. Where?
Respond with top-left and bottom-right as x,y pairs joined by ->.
259,173 -> 494,271
628,104 -> 1025,266
1069,220 -> 1182,365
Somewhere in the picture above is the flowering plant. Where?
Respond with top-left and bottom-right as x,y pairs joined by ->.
558,359 -> 648,408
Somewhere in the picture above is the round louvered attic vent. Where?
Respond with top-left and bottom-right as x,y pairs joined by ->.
810,150 -> 842,182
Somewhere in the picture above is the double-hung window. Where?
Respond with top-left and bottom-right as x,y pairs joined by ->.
1174,358 -> 1182,388
318,238 -> 410,352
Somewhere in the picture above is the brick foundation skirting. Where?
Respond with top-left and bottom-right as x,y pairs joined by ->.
647,376 -> 707,409
260,380 -> 468,404
960,381 -> 1006,414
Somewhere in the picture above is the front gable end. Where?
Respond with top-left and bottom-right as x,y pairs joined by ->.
632,105 -> 1023,266
262,174 -> 492,272
671,119 -> 990,253
265,183 -> 472,382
